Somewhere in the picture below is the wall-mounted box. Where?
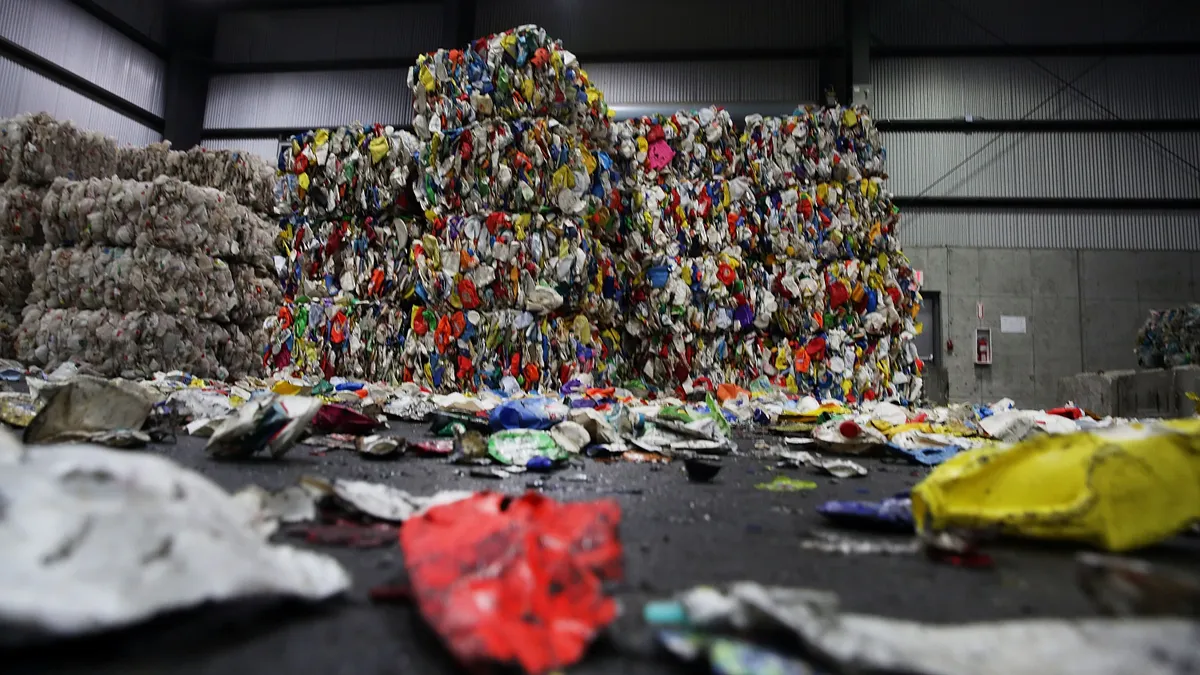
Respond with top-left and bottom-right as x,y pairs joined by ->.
974,328 -> 992,366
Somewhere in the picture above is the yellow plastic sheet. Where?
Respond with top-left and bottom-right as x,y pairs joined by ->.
911,420 -> 1200,552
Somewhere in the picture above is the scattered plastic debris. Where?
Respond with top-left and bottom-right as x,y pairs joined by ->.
487,429 -> 568,467
206,395 -> 322,459
0,431 -> 349,643
1076,552 -> 1200,618
23,376 -> 155,446
912,420 -> 1200,551
645,582 -> 1200,675
800,531 -> 920,555
817,493 -> 914,533
756,476 -> 818,492
400,492 -> 622,674
313,404 -> 383,436
355,434 -> 405,457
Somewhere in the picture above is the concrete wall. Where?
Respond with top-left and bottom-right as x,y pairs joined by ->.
906,247 -> 1200,408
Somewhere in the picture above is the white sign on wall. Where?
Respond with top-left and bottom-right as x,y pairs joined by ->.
1000,315 -> 1027,334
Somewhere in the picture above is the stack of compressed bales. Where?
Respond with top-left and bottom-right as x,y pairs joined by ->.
616,105 -> 922,402
614,108 -> 755,389
409,24 -> 610,147
0,186 -> 44,356
117,142 -> 277,213
1136,304 -> 1200,367
264,123 -> 426,380
381,24 -> 623,392
0,113 -> 283,373
745,107 -> 921,403
15,176 -> 277,379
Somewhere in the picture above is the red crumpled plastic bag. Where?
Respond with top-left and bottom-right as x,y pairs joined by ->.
400,492 -> 623,674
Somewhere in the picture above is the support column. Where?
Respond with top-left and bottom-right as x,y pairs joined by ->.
845,0 -> 872,107
162,4 -> 216,149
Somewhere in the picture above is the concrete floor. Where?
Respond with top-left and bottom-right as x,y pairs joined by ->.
7,423 -> 1200,674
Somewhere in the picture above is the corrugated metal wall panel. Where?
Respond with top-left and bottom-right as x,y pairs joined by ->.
872,0 -> 1199,46
204,70 -> 411,130
213,5 -> 442,63
897,208 -> 1200,251
0,0 -> 164,115
587,60 -> 819,105
0,55 -> 160,145
91,0 -> 165,44
475,0 -> 840,54
200,137 -> 283,166
886,131 -> 1200,199
873,56 -> 1200,121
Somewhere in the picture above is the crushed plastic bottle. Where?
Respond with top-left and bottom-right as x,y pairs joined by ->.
911,420 -> 1200,552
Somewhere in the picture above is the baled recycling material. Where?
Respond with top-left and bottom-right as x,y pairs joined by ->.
1137,304 -> 1200,367
16,307 -> 265,380
0,186 -> 46,242
119,143 -> 277,212
40,177 -> 274,263
1,113 -> 277,209
264,300 -> 623,391
411,212 -> 621,320
615,108 -> 740,184
0,112 -> 278,375
255,26 -> 922,400
27,246 -> 278,324
414,118 -> 603,216
742,108 -> 887,194
277,124 -> 421,219
0,113 -> 119,187
409,24 -> 611,145
277,212 -> 423,301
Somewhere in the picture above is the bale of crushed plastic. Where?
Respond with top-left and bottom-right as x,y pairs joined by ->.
1136,304 -> 1200,368
17,305 -> 264,380
279,212 -> 422,301
409,24 -> 610,146
742,106 -> 886,194
0,186 -> 46,243
0,113 -> 120,187
614,107 -> 740,184
263,300 -> 622,391
118,143 -> 278,213
230,265 -> 283,325
0,310 -> 17,358
410,212 -> 619,319
276,124 -> 420,219
414,118 -> 598,216
40,177 -> 275,264
0,240 -> 34,312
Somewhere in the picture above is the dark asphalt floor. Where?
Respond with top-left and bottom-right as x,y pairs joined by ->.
7,422 -> 1200,675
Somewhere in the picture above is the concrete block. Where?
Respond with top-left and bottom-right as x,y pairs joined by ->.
947,248 -> 980,297
1115,369 -> 1178,418
1081,299 -> 1140,372
1031,250 -> 1079,297
1080,251 -> 1138,300
1056,370 -> 1134,416
1136,252 -> 1195,301
979,249 -> 1032,297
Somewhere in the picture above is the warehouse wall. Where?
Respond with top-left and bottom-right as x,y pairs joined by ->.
474,0 -> 833,114
0,0 -> 163,144
199,3 -> 440,144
